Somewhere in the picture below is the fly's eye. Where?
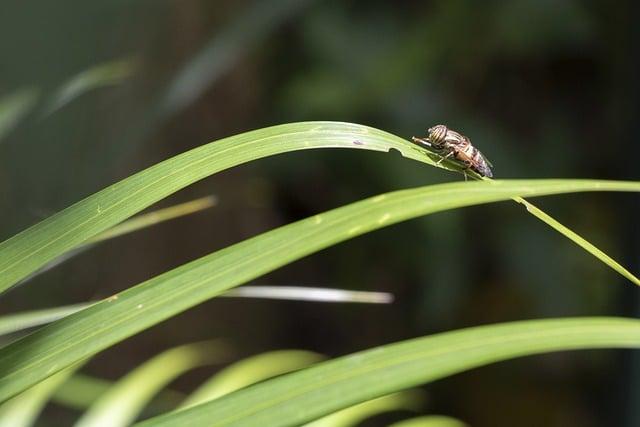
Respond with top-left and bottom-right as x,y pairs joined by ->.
428,125 -> 447,144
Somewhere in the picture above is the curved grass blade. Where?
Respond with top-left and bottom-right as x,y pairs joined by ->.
14,196 -> 218,288
0,179 -> 636,401
389,415 -> 468,427
89,195 -> 217,243
0,303 -> 95,337
43,58 -> 137,115
0,363 -> 82,427
135,318 -> 640,427
223,286 -> 393,304
306,390 -> 424,427
0,288 -> 389,337
181,350 -> 324,409
51,374 -> 114,410
0,121 -> 437,294
0,88 -> 38,143
160,0 -> 314,115
186,351 -> 423,425
513,197 -> 640,286
74,341 -> 230,427
51,374 -> 184,413
119,0 -> 315,163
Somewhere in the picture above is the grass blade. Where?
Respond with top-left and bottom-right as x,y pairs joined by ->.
513,197 -> 640,286
0,88 -> 38,143
0,287 -> 389,337
74,341 -> 229,427
14,196 -> 217,288
0,303 -> 95,337
160,0 -> 314,115
389,415 -> 468,427
182,351 -> 423,426
51,374 -> 184,413
88,195 -> 217,243
43,58 -> 137,115
0,179 -> 636,401
181,350 -> 324,409
222,286 -> 393,304
0,364 -> 81,427
135,318 -> 640,427
305,391 -> 424,427
0,121 -> 437,294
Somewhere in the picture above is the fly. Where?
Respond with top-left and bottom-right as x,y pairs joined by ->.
412,124 -> 493,178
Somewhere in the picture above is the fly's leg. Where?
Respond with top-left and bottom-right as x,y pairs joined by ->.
435,150 -> 455,166
461,160 -> 473,181
411,136 -> 432,147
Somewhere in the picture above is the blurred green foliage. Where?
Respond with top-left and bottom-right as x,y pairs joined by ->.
0,1 -> 638,425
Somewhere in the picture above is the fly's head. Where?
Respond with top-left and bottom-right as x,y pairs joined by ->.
427,124 -> 449,147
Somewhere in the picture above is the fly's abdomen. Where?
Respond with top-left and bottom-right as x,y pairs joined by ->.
475,160 -> 493,177
457,143 -> 492,177
450,140 -> 473,162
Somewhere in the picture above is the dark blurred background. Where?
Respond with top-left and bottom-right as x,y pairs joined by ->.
1,1 -> 639,426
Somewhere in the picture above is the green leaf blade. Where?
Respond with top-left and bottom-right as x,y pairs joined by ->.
135,318 -> 640,427
181,350 -> 324,409
0,365 -> 80,427
389,415 -> 468,427
0,122 -> 432,294
513,197 -> 640,286
305,391 -> 424,427
0,180 -> 636,402
75,341 -> 229,427
0,88 -> 38,143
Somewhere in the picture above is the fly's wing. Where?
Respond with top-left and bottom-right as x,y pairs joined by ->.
461,135 -> 492,167
465,136 -> 494,176
476,148 -> 493,168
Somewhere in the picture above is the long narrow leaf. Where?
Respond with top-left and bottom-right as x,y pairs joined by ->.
0,364 -> 82,427
181,350 -> 324,409
51,374 -> 184,413
512,197 -> 640,286
14,196 -> 217,289
389,416 -> 468,427
160,0 -> 314,114
43,58 -> 137,115
0,303 -> 95,337
0,180 -> 636,402
89,196 -> 217,243
0,288 -> 389,337
222,286 -> 393,304
0,121 -> 438,293
305,391 -> 424,427
75,341 -> 229,427
135,318 -> 640,427
0,89 -> 38,142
